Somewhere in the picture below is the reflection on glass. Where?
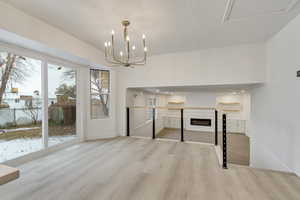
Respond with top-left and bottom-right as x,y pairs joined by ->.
48,64 -> 76,146
90,69 -> 110,119
0,52 -> 43,162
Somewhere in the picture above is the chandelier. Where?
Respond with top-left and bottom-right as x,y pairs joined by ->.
104,20 -> 147,67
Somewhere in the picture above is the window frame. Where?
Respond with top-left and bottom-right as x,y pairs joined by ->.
0,41 -> 84,159
46,62 -> 78,147
89,69 -> 111,120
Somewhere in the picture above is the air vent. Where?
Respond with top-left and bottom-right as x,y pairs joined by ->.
223,0 -> 300,22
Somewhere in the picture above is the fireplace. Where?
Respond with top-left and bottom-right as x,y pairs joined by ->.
190,118 -> 211,127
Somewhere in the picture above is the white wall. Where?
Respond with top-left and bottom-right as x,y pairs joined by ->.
117,43 -> 265,88
250,13 -> 300,176
117,44 -> 266,136
181,92 -> 217,107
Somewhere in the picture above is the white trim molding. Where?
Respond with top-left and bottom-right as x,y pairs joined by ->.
42,61 -> 49,148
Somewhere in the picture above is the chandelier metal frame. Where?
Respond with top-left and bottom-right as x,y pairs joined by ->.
104,20 -> 147,67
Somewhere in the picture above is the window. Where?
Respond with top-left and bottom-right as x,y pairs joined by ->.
90,69 -> 110,119
0,51 -> 43,162
48,64 -> 77,146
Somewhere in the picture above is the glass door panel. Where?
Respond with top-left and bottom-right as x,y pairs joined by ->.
0,52 -> 43,162
47,64 -> 76,146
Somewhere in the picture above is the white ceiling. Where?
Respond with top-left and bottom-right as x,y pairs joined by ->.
2,0 -> 300,55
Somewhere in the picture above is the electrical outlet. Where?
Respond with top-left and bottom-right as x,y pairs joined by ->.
297,70 -> 300,77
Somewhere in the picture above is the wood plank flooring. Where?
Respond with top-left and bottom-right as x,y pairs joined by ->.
0,165 -> 19,185
157,128 -> 250,165
0,137 -> 299,200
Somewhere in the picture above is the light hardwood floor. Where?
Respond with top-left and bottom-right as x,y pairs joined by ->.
157,128 -> 250,166
0,137 -> 299,200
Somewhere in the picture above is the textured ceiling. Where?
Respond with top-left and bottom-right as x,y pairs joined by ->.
2,0 -> 300,55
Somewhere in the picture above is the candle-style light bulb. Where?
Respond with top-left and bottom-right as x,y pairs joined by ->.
142,34 -> 146,48
108,41 -> 111,46
144,47 -> 148,52
132,45 -> 136,50
120,51 -> 123,56
104,42 -> 108,58
111,30 -> 115,35
126,36 -> 130,41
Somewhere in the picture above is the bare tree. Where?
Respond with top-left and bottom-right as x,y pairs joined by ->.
63,69 -> 76,80
90,70 -> 109,116
22,92 -> 42,125
0,53 -> 32,105
55,84 -> 76,99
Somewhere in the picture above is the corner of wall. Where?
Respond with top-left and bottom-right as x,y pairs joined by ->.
250,138 -> 293,173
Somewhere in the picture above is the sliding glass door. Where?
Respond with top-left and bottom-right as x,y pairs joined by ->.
48,64 -> 77,146
0,49 -> 79,163
0,51 -> 43,162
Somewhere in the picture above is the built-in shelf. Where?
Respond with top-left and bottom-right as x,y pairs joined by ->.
222,109 -> 241,112
218,102 -> 241,105
168,102 -> 184,104
217,102 -> 242,112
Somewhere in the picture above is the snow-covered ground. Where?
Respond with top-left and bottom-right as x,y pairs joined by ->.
0,127 -> 40,133
0,135 -> 76,163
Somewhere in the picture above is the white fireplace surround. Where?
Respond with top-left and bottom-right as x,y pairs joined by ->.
185,110 -> 214,132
